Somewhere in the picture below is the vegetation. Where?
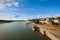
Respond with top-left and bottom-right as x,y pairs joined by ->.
29,18 -> 59,26
0,20 -> 15,23
28,19 -> 40,24
51,22 -> 59,25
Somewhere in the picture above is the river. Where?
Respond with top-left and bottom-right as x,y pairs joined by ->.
0,22 -> 51,40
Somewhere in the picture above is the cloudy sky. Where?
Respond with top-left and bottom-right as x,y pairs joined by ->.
0,0 -> 60,20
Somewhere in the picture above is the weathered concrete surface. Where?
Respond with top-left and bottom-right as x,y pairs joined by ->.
37,24 -> 60,40
39,27 -> 45,35
32,23 -> 60,40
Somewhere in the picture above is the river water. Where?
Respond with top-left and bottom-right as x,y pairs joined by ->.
0,22 -> 51,40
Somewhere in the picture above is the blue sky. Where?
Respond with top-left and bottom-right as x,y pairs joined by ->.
0,0 -> 60,20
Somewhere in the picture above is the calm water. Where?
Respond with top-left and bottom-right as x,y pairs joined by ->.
0,22 -> 51,40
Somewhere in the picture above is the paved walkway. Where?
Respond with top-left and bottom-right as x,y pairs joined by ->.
34,24 -> 60,40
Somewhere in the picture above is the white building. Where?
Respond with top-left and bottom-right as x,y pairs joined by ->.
40,21 -> 46,24
54,16 -> 60,25
39,18 -> 46,24
54,19 -> 60,25
46,18 -> 53,24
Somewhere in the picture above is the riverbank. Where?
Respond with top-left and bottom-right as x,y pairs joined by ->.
0,20 -> 14,24
31,23 -> 60,40
0,20 -> 24,24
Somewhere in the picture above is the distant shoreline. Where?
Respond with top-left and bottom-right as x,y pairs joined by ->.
0,20 -> 24,24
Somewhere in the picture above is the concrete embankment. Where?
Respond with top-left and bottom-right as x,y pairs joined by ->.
32,23 -> 60,40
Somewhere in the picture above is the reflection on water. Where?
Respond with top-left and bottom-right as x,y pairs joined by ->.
0,22 -> 51,40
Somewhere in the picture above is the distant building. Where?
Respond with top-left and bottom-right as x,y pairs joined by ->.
40,21 -> 46,24
39,18 -> 46,24
39,16 -> 60,25
54,19 -> 60,24
46,18 -> 54,24
54,16 -> 60,24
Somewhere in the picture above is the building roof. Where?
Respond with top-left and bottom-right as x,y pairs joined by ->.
54,16 -> 60,20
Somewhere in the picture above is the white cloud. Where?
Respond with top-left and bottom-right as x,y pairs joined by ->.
9,8 -> 18,11
22,14 -> 25,16
37,15 -> 40,18
0,0 -> 19,9
0,4 -> 5,8
14,2 -> 19,7
7,0 -> 19,7
22,8 -> 37,11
